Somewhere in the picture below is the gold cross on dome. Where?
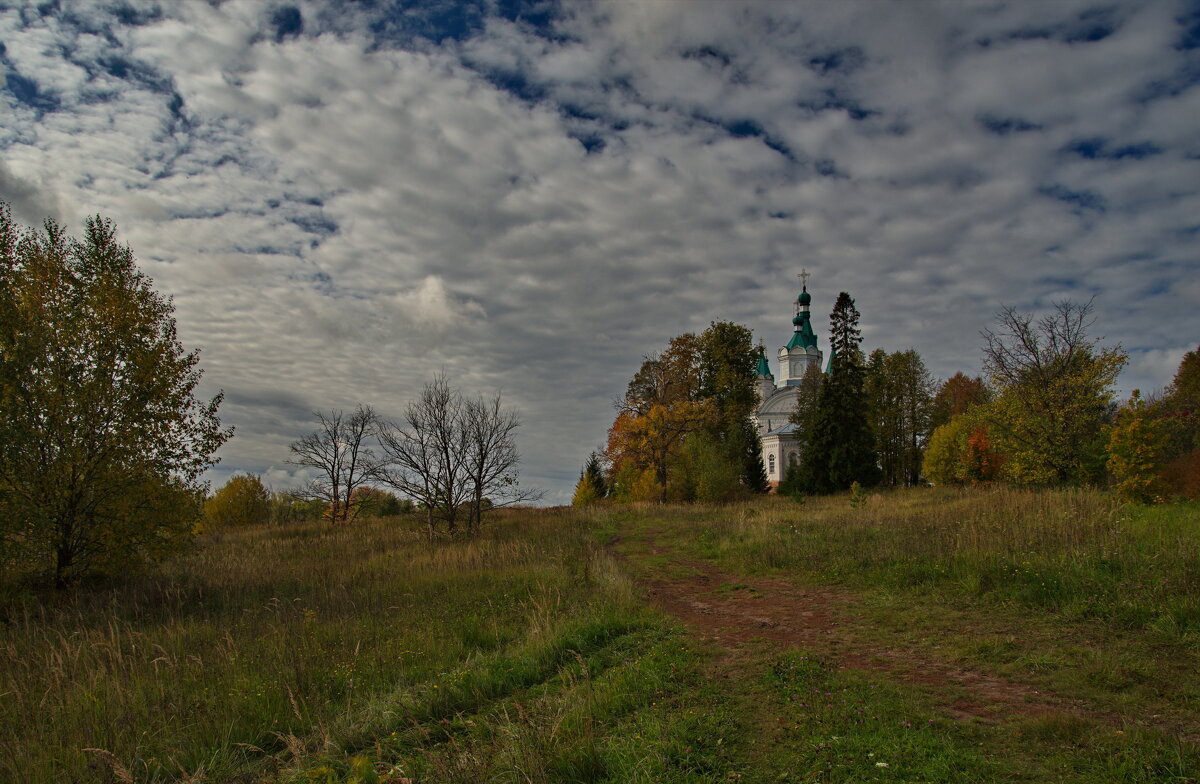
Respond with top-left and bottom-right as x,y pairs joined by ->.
798,269 -> 810,289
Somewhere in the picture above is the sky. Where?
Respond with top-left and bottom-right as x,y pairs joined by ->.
2,0 -> 1199,503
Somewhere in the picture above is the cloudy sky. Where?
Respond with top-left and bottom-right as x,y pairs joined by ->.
3,0 -> 1199,502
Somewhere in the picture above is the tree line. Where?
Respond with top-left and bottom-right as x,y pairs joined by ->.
924,302 -> 1199,503
577,290 -> 1197,505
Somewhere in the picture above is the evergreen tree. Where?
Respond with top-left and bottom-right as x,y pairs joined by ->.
800,292 -> 879,493
572,451 -> 608,506
788,363 -> 823,456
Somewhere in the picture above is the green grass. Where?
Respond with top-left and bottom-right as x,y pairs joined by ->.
3,489 -> 1198,782
0,509 -> 697,782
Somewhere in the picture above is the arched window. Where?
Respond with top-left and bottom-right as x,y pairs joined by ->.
768,454 -> 776,474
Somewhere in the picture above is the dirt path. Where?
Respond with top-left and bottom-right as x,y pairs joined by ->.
625,539 -> 1147,733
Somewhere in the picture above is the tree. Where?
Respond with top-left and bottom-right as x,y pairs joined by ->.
1106,391 -> 1168,503
930,372 -> 991,431
606,322 -> 765,503
377,375 -> 469,540
800,292 -> 879,493
461,391 -> 540,533
0,205 -> 231,585
202,474 -> 270,532
605,399 -> 715,502
981,300 -> 1125,485
572,451 -> 607,506
289,405 -> 383,525
698,321 -> 768,493
787,363 -> 823,455
377,375 -> 537,539
622,333 -> 703,414
866,349 -> 935,486
1158,346 -> 1200,498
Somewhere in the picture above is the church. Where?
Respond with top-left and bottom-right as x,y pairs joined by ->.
754,273 -> 824,486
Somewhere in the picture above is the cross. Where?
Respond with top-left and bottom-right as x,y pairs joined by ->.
798,269 -> 810,289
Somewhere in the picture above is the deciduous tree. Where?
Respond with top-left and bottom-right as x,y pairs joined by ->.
202,474 -> 270,532
866,349 -> 935,486
289,405 -> 383,525
982,300 -> 1125,485
462,391 -> 540,533
930,372 -> 991,430
0,205 -> 231,585
1106,391 -> 1167,503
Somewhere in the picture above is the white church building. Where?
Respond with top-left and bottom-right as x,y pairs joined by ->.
754,275 -> 824,486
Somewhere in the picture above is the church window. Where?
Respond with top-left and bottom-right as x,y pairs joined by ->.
768,454 -> 776,474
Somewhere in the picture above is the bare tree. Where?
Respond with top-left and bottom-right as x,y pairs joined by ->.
463,392 -> 542,534
288,404 -> 383,524
376,376 -> 540,540
376,375 -> 471,541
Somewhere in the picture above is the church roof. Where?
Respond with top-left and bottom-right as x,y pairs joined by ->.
755,353 -> 772,377
765,422 -> 801,437
787,284 -> 818,350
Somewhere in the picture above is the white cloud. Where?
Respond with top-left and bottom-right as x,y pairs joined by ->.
2,0 -> 1197,502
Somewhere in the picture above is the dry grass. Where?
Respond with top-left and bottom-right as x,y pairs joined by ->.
0,508 -> 635,782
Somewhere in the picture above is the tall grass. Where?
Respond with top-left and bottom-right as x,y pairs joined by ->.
0,508 -> 644,782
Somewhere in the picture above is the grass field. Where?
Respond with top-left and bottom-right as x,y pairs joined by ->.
2,488 -> 1198,782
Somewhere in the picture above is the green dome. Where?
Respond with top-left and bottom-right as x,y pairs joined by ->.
792,313 -> 803,326
798,288 -> 811,305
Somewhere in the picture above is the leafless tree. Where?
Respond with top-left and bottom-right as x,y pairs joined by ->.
376,375 -> 471,541
463,392 -> 542,534
288,404 -> 383,525
982,299 -> 1100,389
376,375 -> 540,540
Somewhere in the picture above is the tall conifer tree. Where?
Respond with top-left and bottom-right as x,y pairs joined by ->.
800,292 -> 880,492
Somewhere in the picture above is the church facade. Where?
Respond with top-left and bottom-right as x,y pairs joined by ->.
754,278 -> 823,487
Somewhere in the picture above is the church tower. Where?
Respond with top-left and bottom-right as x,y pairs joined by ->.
754,344 -> 775,402
778,272 -> 822,384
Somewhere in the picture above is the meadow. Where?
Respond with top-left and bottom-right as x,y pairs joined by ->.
2,488 -> 1198,782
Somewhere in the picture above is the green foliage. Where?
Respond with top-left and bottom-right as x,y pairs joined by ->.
923,409 -> 1002,486
679,432 -> 747,503
698,321 -> 768,493
776,461 -> 808,501
848,480 -> 868,508
349,486 -> 411,518
982,301 -> 1125,486
1106,392 -> 1168,504
866,348 -> 935,486
268,491 -> 326,524
606,320 -> 765,503
202,474 -> 271,532
1157,346 -> 1200,499
0,205 -> 230,585
801,292 -> 880,493
572,451 -> 608,506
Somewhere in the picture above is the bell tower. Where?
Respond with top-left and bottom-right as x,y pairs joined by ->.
778,270 -> 822,385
